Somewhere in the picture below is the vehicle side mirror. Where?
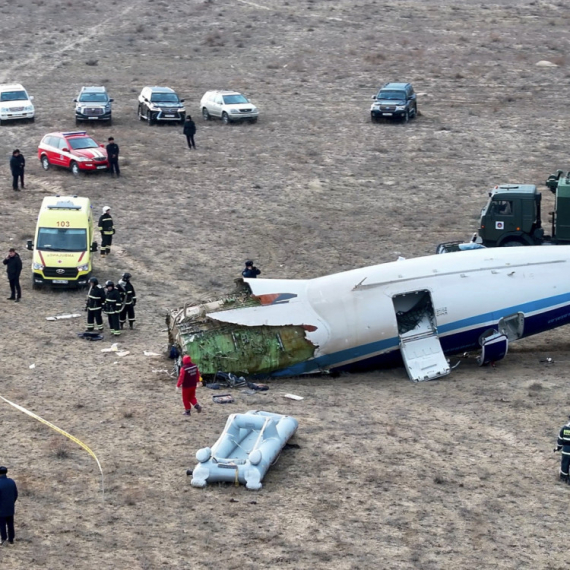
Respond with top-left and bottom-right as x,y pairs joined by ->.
29,96 -> 34,101
109,98 -> 114,102
100,144 -> 105,148
90,242 -> 98,253
62,147 -> 69,152
26,240 -> 34,251
73,98 -> 77,102
371,95 -> 376,100
180,99 -> 185,102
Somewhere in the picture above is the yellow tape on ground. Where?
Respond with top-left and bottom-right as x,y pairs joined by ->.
0,395 -> 104,498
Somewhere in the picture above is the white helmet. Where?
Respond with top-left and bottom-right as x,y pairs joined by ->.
102,206 -> 111,213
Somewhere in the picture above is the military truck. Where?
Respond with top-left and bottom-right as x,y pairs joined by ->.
477,171 -> 570,247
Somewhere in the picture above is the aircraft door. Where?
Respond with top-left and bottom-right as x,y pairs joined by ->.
392,290 -> 451,382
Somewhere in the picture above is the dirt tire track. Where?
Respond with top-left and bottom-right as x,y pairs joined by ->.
0,1 -> 144,84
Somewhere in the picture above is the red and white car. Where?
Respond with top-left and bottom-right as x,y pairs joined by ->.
38,131 -> 109,176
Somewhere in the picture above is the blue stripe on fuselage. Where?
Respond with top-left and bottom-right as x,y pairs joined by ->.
271,292 -> 570,377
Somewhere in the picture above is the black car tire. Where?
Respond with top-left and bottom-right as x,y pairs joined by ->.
29,117 -> 35,123
32,276 -> 41,290
41,155 -> 50,171
138,105 -> 145,121
502,240 -> 525,247
147,109 -> 155,125
179,113 -> 186,125
70,161 -> 81,176
202,107 -> 211,121
222,112 -> 230,125
249,117 -> 258,124
403,110 -> 409,123
371,114 -> 380,123
75,118 -> 81,126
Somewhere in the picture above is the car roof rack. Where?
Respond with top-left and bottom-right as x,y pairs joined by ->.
61,131 -> 87,137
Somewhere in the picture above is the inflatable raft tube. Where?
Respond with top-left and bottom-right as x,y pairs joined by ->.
191,410 -> 298,490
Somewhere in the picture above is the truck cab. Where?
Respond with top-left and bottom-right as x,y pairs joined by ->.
478,184 -> 544,247
27,196 -> 98,289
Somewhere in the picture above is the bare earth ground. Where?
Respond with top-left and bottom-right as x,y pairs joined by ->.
2,0 -> 570,568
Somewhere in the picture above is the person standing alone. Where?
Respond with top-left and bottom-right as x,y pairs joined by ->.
176,355 -> 202,416
3,248 -> 22,302
98,206 -> 115,257
0,466 -> 18,546
9,150 -> 25,191
106,137 -> 120,177
183,116 -> 197,150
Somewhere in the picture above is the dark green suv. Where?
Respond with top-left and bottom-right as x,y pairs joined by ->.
370,82 -> 417,123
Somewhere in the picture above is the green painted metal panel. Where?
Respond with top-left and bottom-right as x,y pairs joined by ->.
181,323 -> 316,376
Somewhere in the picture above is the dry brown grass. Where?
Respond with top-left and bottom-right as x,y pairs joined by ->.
1,0 -> 570,568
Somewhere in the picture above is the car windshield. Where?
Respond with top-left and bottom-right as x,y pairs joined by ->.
68,137 -> 99,150
151,93 -> 179,103
79,93 -> 108,102
37,228 -> 87,252
377,90 -> 406,101
223,94 -> 248,105
1,90 -> 28,101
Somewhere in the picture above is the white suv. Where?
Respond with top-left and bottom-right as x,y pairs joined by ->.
0,83 -> 35,125
200,90 -> 259,124
138,86 -> 186,125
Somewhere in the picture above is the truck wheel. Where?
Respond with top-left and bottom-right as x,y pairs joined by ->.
32,276 -> 41,290
70,161 -> 80,176
502,240 -> 525,247
222,112 -> 230,125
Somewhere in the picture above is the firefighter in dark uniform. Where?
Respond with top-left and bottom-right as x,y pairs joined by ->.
103,280 -> 122,336
98,206 -> 115,257
242,260 -> 261,278
85,277 -> 105,331
556,415 -> 570,482
117,272 -> 136,330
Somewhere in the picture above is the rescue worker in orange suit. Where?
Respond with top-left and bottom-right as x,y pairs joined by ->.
98,206 -> 114,257
176,355 -> 202,416
117,272 -> 136,330
103,280 -> 121,336
85,276 -> 105,331
556,415 -> 570,483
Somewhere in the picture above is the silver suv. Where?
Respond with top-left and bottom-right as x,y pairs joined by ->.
200,90 -> 259,124
74,86 -> 113,125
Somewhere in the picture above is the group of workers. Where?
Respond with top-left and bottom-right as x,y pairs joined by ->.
86,273 -> 136,336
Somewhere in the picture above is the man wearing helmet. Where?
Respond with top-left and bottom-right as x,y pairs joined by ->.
97,206 -> 115,258
85,277 -> 105,332
242,260 -> 261,279
103,280 -> 122,336
117,272 -> 136,330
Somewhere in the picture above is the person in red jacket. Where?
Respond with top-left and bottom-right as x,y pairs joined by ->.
176,355 -> 202,416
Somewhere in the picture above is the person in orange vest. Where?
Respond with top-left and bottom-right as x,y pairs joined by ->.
176,355 -> 202,416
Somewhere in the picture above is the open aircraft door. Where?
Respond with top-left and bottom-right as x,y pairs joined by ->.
392,290 -> 450,382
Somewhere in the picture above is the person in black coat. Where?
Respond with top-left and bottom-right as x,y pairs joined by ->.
106,137 -> 120,177
3,248 -> 22,301
9,149 -> 25,191
0,466 -> 18,545
242,260 -> 261,279
183,116 -> 197,149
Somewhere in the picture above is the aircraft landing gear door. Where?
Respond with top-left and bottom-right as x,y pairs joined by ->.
393,290 -> 451,382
